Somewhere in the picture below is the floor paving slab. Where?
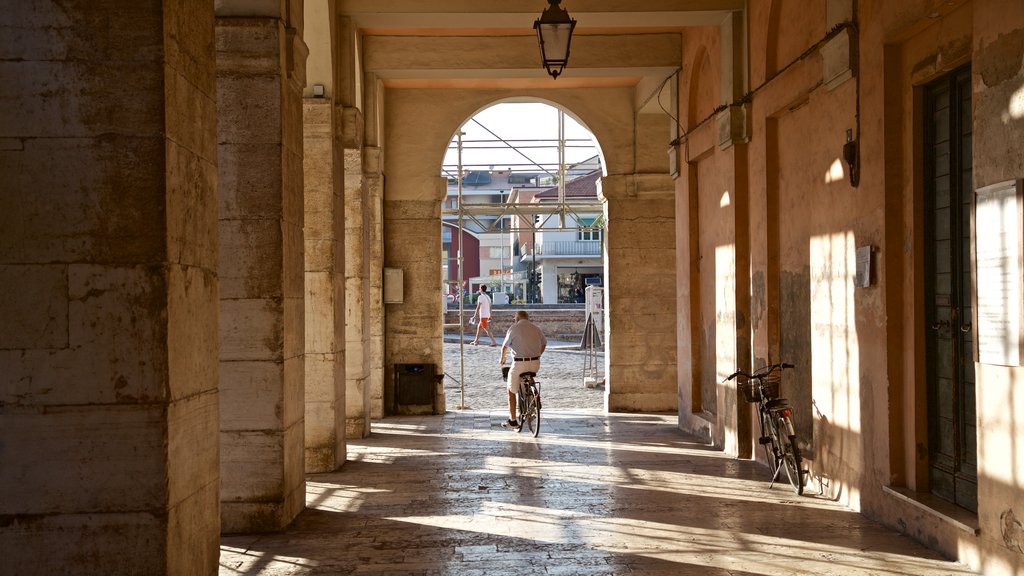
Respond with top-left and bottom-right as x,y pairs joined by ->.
220,410 -> 977,576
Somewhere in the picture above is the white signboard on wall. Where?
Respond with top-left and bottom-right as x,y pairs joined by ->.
974,179 -> 1024,366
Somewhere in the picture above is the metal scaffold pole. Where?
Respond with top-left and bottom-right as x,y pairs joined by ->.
456,130 -> 468,410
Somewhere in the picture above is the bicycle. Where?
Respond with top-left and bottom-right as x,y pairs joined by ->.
503,366 -> 542,437
725,363 -> 805,495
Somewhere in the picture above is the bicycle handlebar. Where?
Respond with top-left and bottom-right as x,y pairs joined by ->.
724,362 -> 794,382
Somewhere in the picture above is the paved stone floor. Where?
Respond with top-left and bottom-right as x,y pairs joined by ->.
219,410 -> 976,575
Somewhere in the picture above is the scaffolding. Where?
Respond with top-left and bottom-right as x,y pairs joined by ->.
444,109 -> 606,408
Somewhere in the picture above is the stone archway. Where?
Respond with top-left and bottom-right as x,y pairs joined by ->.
380,89 -> 677,414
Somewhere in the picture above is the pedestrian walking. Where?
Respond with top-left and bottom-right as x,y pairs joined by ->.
471,285 -> 498,346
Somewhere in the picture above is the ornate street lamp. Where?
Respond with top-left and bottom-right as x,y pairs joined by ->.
534,0 -> 576,79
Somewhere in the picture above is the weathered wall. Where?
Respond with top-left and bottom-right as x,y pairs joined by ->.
676,0 -> 1024,572
971,2 -> 1024,570
0,2 -> 220,573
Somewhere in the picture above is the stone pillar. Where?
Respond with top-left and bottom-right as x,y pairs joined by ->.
382,178 -> 447,414
302,98 -> 346,471
217,16 -> 307,533
0,2 -> 220,574
344,108 -> 372,438
366,148 -> 387,418
599,174 -> 679,412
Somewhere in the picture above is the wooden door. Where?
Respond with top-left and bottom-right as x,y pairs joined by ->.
923,65 -> 978,512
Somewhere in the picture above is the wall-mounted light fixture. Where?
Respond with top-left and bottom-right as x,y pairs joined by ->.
312,83 -> 325,97
843,128 -> 859,187
534,0 -> 576,79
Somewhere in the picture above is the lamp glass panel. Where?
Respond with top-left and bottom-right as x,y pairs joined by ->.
539,24 -> 571,61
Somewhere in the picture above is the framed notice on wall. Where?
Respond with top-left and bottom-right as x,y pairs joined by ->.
973,179 -> 1024,366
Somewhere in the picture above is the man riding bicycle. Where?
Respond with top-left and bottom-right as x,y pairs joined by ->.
499,310 -> 546,429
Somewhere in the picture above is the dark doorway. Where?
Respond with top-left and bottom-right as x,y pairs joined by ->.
923,64 -> 978,512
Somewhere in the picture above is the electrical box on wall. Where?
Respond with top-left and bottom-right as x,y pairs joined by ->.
383,268 -> 404,303
855,245 -> 873,288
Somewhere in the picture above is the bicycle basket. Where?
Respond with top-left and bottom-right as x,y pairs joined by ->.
739,374 -> 780,403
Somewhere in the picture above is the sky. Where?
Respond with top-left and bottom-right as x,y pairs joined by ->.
441,102 -> 601,177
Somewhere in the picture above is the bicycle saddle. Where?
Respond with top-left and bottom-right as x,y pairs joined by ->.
520,371 -> 537,378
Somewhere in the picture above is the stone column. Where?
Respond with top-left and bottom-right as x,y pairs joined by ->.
217,16 -> 307,533
302,98 -> 346,471
344,108 -> 372,438
382,178 -> 447,414
599,174 -> 679,412
0,2 -> 220,574
366,148 -> 387,418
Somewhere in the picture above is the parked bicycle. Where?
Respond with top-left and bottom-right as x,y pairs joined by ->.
725,363 -> 805,494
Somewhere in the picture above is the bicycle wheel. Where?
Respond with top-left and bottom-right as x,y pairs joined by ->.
760,410 -> 781,473
775,417 -> 804,495
524,392 -> 540,437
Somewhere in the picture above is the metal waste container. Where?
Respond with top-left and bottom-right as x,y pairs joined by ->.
393,363 -> 436,415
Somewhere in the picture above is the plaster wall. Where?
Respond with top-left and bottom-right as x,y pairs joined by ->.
971,5 -> 1024,571
677,0 -> 1024,571
866,0 -> 1024,571
0,2 -> 220,573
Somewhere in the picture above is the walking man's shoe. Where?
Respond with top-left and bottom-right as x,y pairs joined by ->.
501,419 -> 520,430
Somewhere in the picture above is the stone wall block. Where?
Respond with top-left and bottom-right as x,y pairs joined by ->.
164,62 -> 217,163
219,360 -> 283,431
2,60 -> 163,138
0,264 -> 68,350
218,219 -> 283,299
282,150 -> 305,224
0,138 -> 166,264
217,142 -> 283,219
166,476 -> 220,576
341,107 -> 364,149
283,222 -> 305,298
215,18 -> 283,76
219,431 -> 285,501
304,354 -> 339,403
167,390 -> 219,507
167,264 -> 219,401
344,148 -> 365,177
305,238 -> 334,272
305,208 -> 334,242
283,295 -> 305,360
166,392 -> 220,572
166,139 -> 219,269
216,75 -> 282,144
282,354 -> 306,429
1,512 -> 164,576
1,407 -> 167,514
305,271 -> 336,351
304,401 -> 337,447
65,265 -> 168,404
164,0 -> 216,95
220,299 -> 284,361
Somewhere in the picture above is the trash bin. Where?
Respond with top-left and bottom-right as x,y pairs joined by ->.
393,363 -> 436,415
